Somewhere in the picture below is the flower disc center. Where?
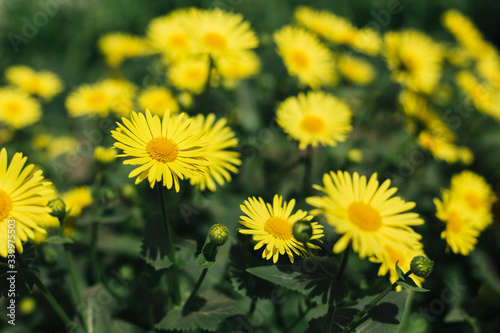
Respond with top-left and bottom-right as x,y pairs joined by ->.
4,101 -> 22,115
264,217 -> 292,240
289,49 -> 310,70
448,210 -> 462,233
347,201 -> 382,231
146,137 -> 179,163
202,32 -> 228,51
300,114 -> 326,134
465,191 -> 481,210
0,189 -> 13,221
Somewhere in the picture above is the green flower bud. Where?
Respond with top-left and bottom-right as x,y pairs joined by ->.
48,198 -> 66,221
209,224 -> 229,246
293,220 -> 313,243
410,256 -> 434,278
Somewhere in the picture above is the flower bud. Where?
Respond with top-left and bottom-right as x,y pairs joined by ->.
410,256 -> 434,278
209,224 -> 229,246
48,198 -> 66,221
293,220 -> 313,243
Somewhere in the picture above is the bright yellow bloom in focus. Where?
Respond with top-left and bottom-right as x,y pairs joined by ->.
62,186 -> 93,218
94,146 -> 117,165
98,32 -> 150,67
169,57 -> 210,94
449,171 -> 496,231
5,66 -> 63,101
384,30 -> 444,94
274,25 -> 337,89
147,9 -> 193,63
338,55 -> 376,85
187,8 -> 258,58
138,86 -> 179,116
277,91 -> 352,150
307,171 -> 424,259
112,110 -> 209,191
0,88 -> 41,129
189,114 -> 241,192
239,195 -> 324,263
66,79 -> 136,118
434,191 -> 479,255
216,51 -> 260,87
417,131 -> 473,165
0,148 -> 53,257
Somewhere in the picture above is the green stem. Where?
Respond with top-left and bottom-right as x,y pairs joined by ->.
157,184 -> 181,305
341,271 -> 412,333
303,242 -> 335,279
396,290 -> 414,332
302,146 -> 315,196
337,245 -> 350,281
90,222 -> 101,283
184,269 -> 208,307
60,223 -> 89,333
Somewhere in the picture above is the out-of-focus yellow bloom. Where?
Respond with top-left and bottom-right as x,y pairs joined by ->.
46,136 -> 80,160
94,146 -> 117,165
0,88 -> 41,129
338,55 -> 376,85
352,28 -> 382,55
66,79 -> 136,118
169,57 -> 210,94
347,149 -> 363,163
442,10 -> 489,58
445,46 -> 472,67
62,186 -> 93,218
178,92 -> 193,109
274,25 -> 337,89
5,66 -> 63,101
0,128 -> 14,144
216,51 -> 260,87
456,71 -> 500,120
384,30 -> 444,94
417,131 -> 473,164
98,32 -> 151,67
138,86 -> 179,116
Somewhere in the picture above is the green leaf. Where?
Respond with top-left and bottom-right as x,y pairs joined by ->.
44,236 -> 75,245
81,284 -> 115,333
246,257 -> 340,304
395,261 -> 405,281
196,238 -> 218,269
113,319 -> 155,333
396,278 -> 430,292
155,290 -> 246,331
144,239 -> 197,270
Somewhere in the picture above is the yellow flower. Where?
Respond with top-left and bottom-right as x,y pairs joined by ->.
417,131 -> 473,164
62,186 -> 93,218
98,32 -> 150,67
384,30 -> 444,94
169,57 -> 210,94
442,10 -> 489,58
0,88 -> 41,129
216,51 -> 260,87
239,195 -> 324,263
46,136 -> 80,160
307,171 -> 424,259
0,148 -> 53,257
188,8 -> 258,58
146,9 -> 193,63
434,191 -> 479,255
66,79 -> 135,118
112,110 -> 209,191
274,25 -> 337,89
277,91 -> 352,150
188,114 -> 241,192
449,171 -> 496,231
456,71 -> 500,120
138,86 -> 180,116
94,146 -> 118,165
5,66 -> 63,101
338,55 -> 376,85
347,149 -> 363,163
352,28 -> 382,55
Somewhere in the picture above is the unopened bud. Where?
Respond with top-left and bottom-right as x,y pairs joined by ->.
48,198 -> 66,221
293,220 -> 313,243
209,224 -> 229,246
411,256 -> 434,278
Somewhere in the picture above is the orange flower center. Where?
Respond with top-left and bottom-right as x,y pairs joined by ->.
202,32 -> 227,51
289,49 -> 310,70
300,115 -> 326,134
347,201 -> 382,231
4,101 -> 22,115
465,191 -> 482,210
146,137 -> 179,163
264,217 -> 292,240
0,189 -> 13,221
448,210 -> 462,233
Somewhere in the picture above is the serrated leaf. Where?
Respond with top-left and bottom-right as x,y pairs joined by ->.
246,257 -> 339,304
44,236 -> 75,245
395,261 -> 405,281
155,290 -> 245,331
144,239 -> 197,270
396,278 -> 430,292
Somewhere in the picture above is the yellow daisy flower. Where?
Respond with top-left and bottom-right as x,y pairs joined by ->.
456,71 -> 500,120
138,86 -> 180,116
274,25 -> 337,89
188,114 -> 241,192
146,9 -> 193,63
216,51 -> 260,87
98,32 -> 151,68
352,28 -> 382,55
94,146 -> 118,165
0,148 -> 53,257
239,195 -> 324,263
417,131 -> 473,165
45,136 -> 80,160
276,91 -> 352,150
337,55 -> 376,85
112,110 -> 209,191
307,171 -> 424,259
434,191 -> 479,255
449,171 -> 496,231
62,186 -> 93,218
442,10 -> 489,58
5,66 -> 63,101
188,8 -> 258,58
169,57 -> 210,94
0,88 -> 41,129
384,30 -> 444,94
